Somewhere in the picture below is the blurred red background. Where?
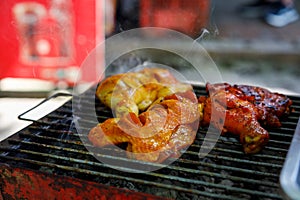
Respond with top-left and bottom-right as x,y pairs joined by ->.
0,0 -> 103,85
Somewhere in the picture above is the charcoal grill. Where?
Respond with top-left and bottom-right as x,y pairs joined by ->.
0,85 -> 299,200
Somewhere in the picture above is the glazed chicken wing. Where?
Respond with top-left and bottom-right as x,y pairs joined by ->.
199,83 -> 292,154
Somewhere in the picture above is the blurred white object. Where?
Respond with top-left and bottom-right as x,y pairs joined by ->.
0,98 -> 42,141
0,94 -> 71,141
0,78 -> 55,92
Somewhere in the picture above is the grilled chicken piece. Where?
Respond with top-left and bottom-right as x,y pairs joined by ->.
89,91 -> 199,163
228,84 -> 293,127
199,83 -> 292,154
199,90 -> 269,154
96,68 -> 192,118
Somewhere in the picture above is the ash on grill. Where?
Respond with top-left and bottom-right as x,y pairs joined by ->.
0,84 -> 299,200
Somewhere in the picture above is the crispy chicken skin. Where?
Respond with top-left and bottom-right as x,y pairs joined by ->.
89,91 -> 199,163
199,83 -> 292,154
96,68 -> 192,118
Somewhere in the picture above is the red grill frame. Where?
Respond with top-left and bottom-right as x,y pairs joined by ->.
1,166 -> 165,200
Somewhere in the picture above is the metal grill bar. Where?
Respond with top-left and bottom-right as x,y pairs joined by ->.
184,151 -> 282,168
15,127 -> 287,167
4,132 -> 281,178
194,137 -> 289,153
177,158 -> 279,178
190,144 -> 286,161
10,133 -> 285,168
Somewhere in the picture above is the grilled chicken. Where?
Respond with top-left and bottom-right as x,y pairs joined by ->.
229,84 -> 293,127
96,68 -> 192,118
199,83 -> 293,154
89,91 -> 199,163
92,66 -> 293,158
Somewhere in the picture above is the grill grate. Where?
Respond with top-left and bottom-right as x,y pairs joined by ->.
1,85 -> 300,199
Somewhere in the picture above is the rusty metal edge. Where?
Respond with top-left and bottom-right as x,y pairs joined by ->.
0,164 -> 170,200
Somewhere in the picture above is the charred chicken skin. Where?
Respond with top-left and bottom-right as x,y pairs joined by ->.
199,83 -> 293,154
89,91 -> 199,163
